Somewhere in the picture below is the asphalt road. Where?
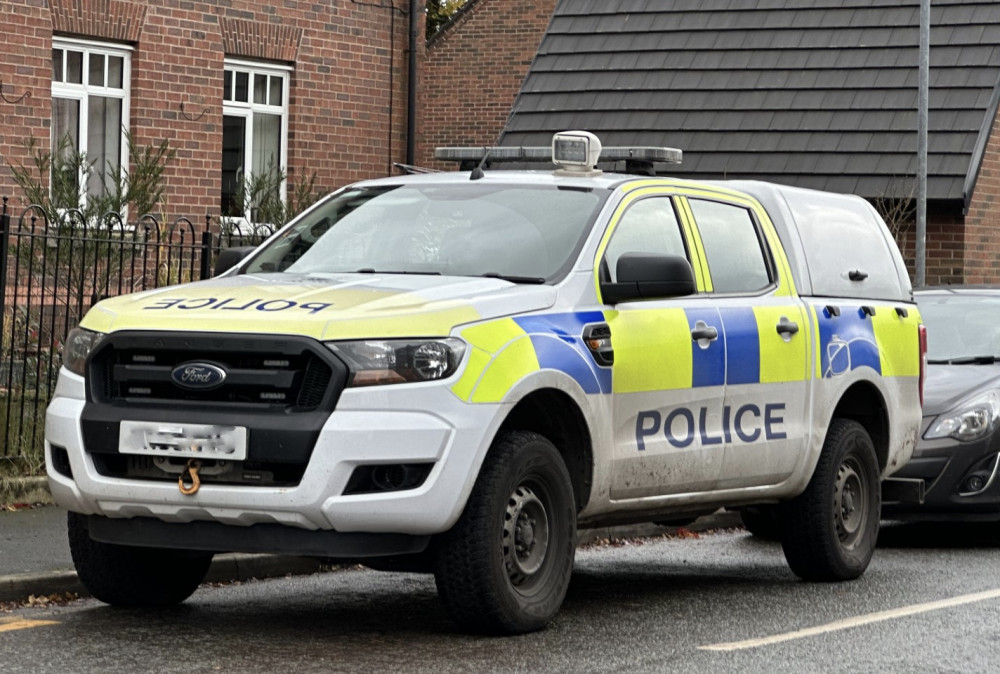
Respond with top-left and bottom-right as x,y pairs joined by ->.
2,522 -> 999,673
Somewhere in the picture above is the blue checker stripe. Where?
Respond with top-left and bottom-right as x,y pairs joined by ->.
514,312 -> 612,394
719,307 -> 760,385
685,308 -> 726,388
817,306 -> 881,377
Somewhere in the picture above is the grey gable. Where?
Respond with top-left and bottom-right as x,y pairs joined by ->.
500,0 -> 1000,209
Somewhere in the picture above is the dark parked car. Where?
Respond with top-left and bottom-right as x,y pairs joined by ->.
883,286 -> 1000,521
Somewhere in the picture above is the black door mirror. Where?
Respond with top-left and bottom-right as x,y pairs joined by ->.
600,253 -> 695,304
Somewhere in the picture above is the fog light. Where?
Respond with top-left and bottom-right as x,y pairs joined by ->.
343,463 -> 433,495
965,475 -> 986,493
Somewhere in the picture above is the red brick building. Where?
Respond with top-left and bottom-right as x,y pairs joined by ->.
0,0 -> 416,226
417,0 -> 558,170
7,1 -> 1000,285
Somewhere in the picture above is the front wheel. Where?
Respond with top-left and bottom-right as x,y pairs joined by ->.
433,430 -> 577,635
781,418 -> 880,581
68,512 -> 213,606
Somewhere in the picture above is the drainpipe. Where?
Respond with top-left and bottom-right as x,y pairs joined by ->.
406,0 -> 418,165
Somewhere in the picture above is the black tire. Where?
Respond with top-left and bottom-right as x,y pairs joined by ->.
68,512 -> 213,606
781,418 -> 880,581
739,506 -> 783,541
433,430 -> 577,635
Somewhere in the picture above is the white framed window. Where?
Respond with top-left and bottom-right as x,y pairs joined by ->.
51,37 -> 131,207
221,59 -> 290,223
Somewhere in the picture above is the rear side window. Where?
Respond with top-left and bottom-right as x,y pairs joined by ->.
781,190 -> 904,300
689,199 -> 771,294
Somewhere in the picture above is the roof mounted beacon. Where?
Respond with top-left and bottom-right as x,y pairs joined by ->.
552,130 -> 603,176
434,131 -> 683,177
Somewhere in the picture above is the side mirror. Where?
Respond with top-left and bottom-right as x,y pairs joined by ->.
600,253 -> 695,304
213,246 -> 257,276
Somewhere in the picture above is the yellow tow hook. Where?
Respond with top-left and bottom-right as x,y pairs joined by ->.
179,459 -> 202,495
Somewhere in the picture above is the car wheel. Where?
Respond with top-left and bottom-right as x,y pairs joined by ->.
781,418 -> 880,581
68,512 -> 213,606
433,430 -> 577,635
739,506 -> 783,541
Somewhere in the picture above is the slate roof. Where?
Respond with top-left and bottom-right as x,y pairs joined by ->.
499,0 -> 1000,208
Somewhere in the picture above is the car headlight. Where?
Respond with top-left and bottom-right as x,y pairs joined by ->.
62,327 -> 105,376
327,338 -> 466,387
924,390 -> 1000,442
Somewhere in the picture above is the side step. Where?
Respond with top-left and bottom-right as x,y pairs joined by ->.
882,477 -> 925,504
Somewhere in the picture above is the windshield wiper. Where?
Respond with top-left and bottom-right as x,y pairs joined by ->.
927,355 -> 999,365
479,272 -> 546,285
355,268 -> 441,275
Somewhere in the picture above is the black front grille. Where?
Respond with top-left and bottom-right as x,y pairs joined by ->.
87,332 -> 347,412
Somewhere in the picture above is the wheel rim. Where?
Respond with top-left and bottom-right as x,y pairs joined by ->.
834,456 -> 868,547
503,484 -> 551,587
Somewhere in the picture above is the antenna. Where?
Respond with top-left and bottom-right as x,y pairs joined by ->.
469,79 -> 528,181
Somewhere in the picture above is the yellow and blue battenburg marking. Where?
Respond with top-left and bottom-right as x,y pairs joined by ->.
513,312 -> 613,394
459,302 -> 905,403
454,311 -> 615,402
718,307 -> 761,385
686,308 -> 726,387
815,306 -> 881,378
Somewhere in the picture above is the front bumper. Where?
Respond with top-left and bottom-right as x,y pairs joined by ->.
85,514 -> 431,558
46,370 -> 504,539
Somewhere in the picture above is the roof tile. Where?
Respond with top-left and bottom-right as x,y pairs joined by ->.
502,0 -> 1000,203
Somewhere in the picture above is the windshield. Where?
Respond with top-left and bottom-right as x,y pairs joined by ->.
242,183 -> 608,281
919,293 -> 1000,362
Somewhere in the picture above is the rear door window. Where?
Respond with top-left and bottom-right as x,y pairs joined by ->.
688,199 -> 772,294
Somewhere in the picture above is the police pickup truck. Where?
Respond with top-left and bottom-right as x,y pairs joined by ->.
46,131 -> 924,635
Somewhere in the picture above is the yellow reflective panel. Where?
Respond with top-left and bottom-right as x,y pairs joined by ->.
322,307 -> 480,339
451,346 -> 491,401
609,307 -> 692,392
81,287 -> 480,340
675,198 -> 712,292
754,305 -> 811,383
751,205 -> 798,298
470,337 -> 539,403
454,319 -> 540,403
811,305 -> 824,380
872,307 -> 922,377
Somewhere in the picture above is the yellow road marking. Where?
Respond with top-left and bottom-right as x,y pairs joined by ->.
699,588 -> 1000,651
0,617 -> 60,633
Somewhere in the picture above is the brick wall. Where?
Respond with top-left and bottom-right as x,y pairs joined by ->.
0,1 -> 57,219
895,216 -> 966,287
963,104 -> 1000,283
0,0 -> 412,224
416,0 -> 557,169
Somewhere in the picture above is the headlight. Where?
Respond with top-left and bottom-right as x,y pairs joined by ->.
327,338 -> 466,387
62,327 -> 105,376
924,390 -> 1000,442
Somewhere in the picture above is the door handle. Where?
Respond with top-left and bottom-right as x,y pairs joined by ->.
776,318 -> 799,336
691,325 -> 719,341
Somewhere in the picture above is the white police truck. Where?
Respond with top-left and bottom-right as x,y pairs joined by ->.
46,132 -> 925,634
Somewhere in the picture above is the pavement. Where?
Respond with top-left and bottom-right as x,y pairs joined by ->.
0,476 -> 742,603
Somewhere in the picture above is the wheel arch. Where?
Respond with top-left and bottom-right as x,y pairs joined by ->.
830,380 -> 890,472
498,387 -> 594,513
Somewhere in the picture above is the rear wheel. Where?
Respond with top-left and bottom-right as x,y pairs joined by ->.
433,430 -> 576,635
68,512 -> 213,606
781,418 -> 880,581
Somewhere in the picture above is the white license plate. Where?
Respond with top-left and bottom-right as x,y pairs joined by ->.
119,421 -> 248,460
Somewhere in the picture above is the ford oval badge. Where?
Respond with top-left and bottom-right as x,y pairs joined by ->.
171,362 -> 227,390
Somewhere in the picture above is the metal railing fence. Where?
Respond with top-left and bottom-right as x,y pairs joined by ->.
0,198 -> 272,463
